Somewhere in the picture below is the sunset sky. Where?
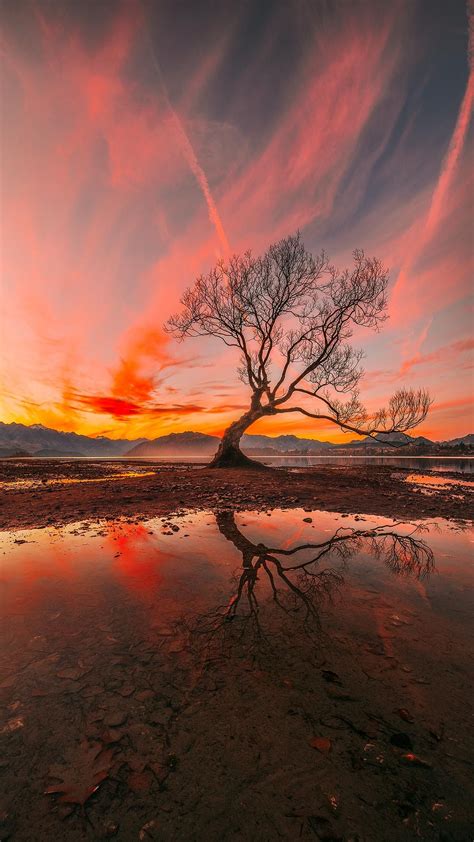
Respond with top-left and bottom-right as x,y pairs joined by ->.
1,0 -> 473,442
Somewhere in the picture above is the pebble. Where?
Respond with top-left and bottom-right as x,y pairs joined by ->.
101,822 -> 120,838
105,710 -> 128,727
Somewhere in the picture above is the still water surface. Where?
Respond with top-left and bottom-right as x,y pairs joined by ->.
260,455 -> 474,472
125,454 -> 474,473
7,455 -> 473,472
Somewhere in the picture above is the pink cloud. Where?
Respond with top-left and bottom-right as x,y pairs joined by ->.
1,0 -> 472,442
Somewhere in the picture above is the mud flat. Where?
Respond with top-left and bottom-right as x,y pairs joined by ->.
0,458 -> 473,531
1,506 -> 474,840
1,462 -> 473,840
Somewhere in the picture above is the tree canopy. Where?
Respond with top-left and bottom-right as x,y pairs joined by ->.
166,233 -> 431,467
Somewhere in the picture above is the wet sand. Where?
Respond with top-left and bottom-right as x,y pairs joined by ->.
0,459 -> 472,531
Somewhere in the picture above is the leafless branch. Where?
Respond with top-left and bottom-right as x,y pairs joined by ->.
165,234 -> 431,463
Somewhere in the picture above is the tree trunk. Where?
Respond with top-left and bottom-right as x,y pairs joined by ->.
215,510 -> 258,563
208,405 -> 266,469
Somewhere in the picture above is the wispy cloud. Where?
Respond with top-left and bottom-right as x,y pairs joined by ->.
1,0 -> 471,440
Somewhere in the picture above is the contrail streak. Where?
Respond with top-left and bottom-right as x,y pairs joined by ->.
424,1 -> 474,237
165,108 -> 230,256
391,1 -> 473,311
146,34 -> 230,256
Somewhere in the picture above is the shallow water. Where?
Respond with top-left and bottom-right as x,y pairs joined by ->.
405,473 -> 474,490
4,454 -> 473,472
1,509 -> 473,840
262,455 -> 474,472
0,468 -> 156,491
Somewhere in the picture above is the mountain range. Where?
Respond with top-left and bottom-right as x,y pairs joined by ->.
0,422 -> 147,458
0,421 -> 472,458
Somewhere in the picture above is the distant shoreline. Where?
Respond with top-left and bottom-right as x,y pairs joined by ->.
2,453 -> 473,461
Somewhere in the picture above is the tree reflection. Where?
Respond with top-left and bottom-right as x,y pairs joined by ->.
189,511 -> 434,651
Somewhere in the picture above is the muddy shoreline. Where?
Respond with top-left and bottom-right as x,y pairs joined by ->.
1,464 -> 473,840
0,459 -> 472,531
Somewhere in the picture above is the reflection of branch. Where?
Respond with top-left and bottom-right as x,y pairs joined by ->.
187,511 -> 434,656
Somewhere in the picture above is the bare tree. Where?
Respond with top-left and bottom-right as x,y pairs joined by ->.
166,233 -> 431,467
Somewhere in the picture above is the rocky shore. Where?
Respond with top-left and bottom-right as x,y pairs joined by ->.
0,459 -> 472,531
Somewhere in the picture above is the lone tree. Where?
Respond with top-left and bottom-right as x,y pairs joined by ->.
166,233 -> 431,468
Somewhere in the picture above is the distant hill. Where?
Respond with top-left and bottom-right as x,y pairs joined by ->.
0,422 -> 146,457
344,432 -> 434,449
128,432 -> 336,457
127,432 -> 219,457
0,446 -> 32,458
0,421 -> 472,458
441,434 -> 474,447
243,434 -> 334,453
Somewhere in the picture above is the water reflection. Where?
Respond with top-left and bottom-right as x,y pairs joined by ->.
1,509 -> 473,841
188,511 -> 434,648
263,455 -> 474,472
405,472 -> 474,489
0,469 -> 156,491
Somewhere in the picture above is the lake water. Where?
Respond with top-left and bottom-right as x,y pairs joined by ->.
1,507 -> 473,840
259,455 -> 474,472
3,455 -> 473,475
127,454 -> 474,473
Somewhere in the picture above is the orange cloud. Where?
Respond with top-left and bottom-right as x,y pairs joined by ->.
77,396 -> 147,418
74,393 -> 204,420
